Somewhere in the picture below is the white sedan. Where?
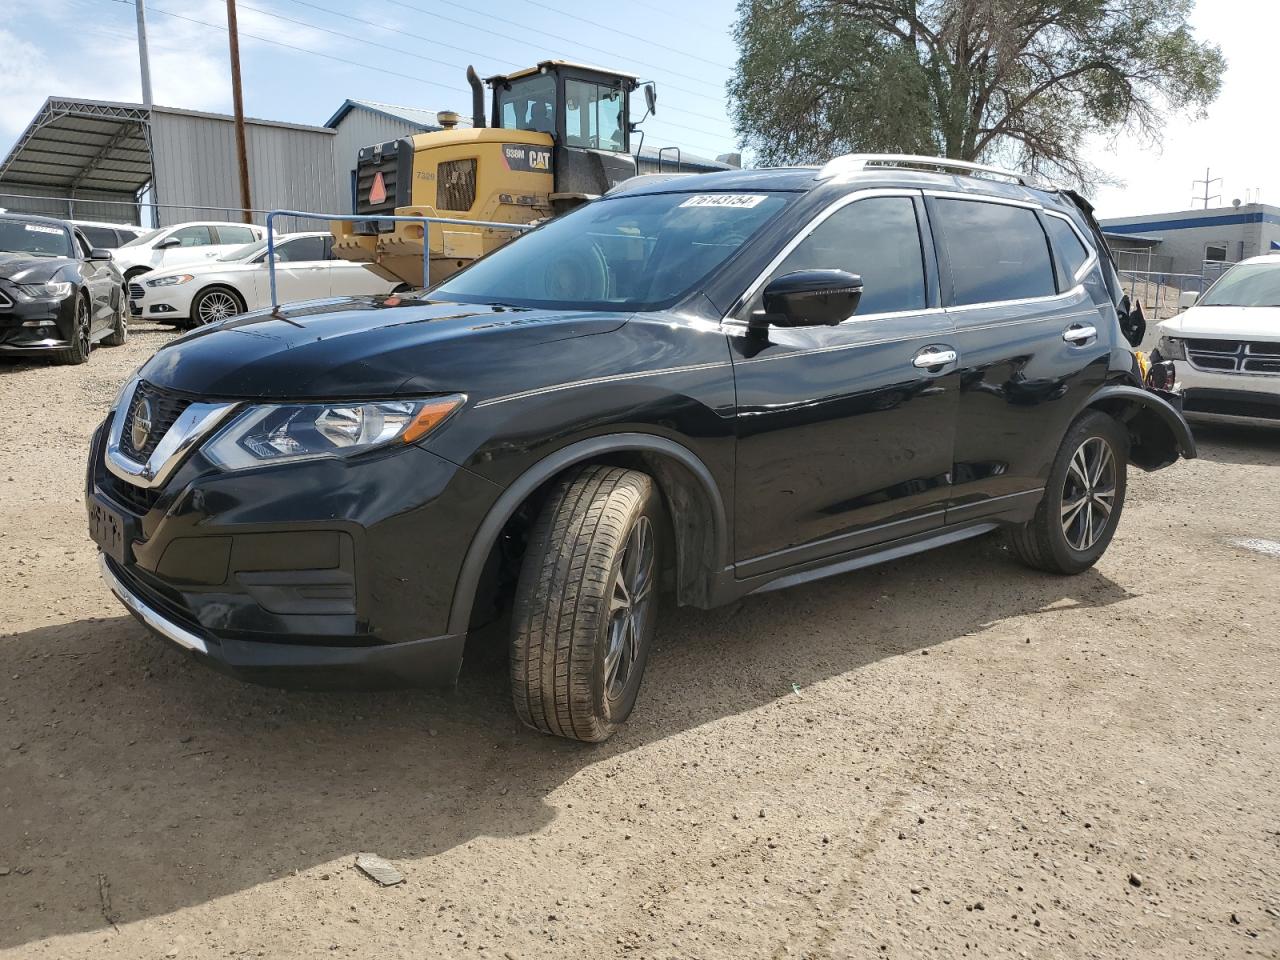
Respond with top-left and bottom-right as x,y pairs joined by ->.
129,232 -> 402,327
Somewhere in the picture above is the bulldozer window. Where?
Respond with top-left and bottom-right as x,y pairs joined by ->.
497,75 -> 556,134
566,80 -> 625,152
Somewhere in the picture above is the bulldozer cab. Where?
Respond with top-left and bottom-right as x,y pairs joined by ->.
485,61 -> 641,206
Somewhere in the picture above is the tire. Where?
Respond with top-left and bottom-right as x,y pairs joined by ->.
1008,410 -> 1128,575
190,286 -> 246,326
52,294 -> 92,366
102,287 -> 128,346
511,465 -> 662,743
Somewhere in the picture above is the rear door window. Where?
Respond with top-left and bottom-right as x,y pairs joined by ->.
217,225 -> 257,245
932,199 -> 1056,306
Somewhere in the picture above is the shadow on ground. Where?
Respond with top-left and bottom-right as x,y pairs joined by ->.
0,534 -> 1132,949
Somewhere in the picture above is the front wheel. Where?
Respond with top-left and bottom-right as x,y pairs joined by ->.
511,465 -> 662,743
52,294 -> 91,365
190,286 -> 245,326
1008,411 -> 1128,574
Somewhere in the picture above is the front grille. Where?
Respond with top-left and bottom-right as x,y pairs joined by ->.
129,282 -> 145,301
120,382 -> 192,462
355,147 -> 402,217
1185,339 -> 1280,376
107,473 -> 161,514
437,158 -> 477,212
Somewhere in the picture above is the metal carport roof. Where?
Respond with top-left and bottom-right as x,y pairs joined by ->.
0,98 -> 153,197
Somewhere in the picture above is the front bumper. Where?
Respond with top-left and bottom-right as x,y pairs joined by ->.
100,552 -> 465,688
87,412 -> 502,689
128,282 -> 190,321
0,285 -> 77,354
1175,361 -> 1280,423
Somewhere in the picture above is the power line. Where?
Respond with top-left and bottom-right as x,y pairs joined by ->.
111,1 -> 732,155
379,0 -> 727,97
512,0 -> 734,70
275,0 -> 733,127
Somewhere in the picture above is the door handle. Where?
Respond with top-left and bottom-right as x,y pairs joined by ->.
1063,323 -> 1097,344
912,345 -> 958,369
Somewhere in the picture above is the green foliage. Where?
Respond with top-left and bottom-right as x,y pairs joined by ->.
727,0 -> 1226,185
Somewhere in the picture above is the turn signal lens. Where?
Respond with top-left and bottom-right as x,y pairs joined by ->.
403,395 -> 465,443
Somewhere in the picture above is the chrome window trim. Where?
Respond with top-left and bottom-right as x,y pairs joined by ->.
1041,209 -> 1100,285
104,378 -> 240,489
945,283 -> 1089,315
921,188 -> 1042,209
725,188 -> 926,323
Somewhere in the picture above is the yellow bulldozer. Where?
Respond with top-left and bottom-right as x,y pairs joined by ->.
331,60 -> 661,286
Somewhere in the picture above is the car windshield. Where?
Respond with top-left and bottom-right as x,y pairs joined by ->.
0,218 -> 73,258
219,239 -> 269,262
121,227 -> 165,248
432,191 -> 794,310
1200,262 -> 1280,307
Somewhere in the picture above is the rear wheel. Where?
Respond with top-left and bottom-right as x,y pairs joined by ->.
1008,411 -> 1128,574
191,286 -> 245,326
511,465 -> 662,743
52,294 -> 91,365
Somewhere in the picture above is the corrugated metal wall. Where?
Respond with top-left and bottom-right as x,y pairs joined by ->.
150,108 -> 341,231
0,183 -> 140,224
330,109 -> 426,210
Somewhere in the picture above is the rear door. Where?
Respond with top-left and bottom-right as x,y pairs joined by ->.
729,190 -> 959,577
263,235 -> 331,306
928,193 -> 1112,524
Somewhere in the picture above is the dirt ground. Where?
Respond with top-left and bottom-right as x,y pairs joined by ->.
1,325 -> 1278,960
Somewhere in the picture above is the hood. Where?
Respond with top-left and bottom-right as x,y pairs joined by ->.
1159,305 -> 1280,343
0,252 -> 73,284
137,294 -> 631,399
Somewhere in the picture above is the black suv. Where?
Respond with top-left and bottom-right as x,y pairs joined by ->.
87,156 -> 1194,742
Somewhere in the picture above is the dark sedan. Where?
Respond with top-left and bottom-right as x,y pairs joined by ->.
0,213 -> 127,364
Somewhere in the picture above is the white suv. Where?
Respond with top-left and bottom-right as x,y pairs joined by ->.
111,221 -> 265,281
1154,254 -> 1280,425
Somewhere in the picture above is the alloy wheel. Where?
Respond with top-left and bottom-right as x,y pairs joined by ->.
197,291 -> 240,325
604,515 -> 656,701
76,298 -> 90,355
1060,436 -> 1117,552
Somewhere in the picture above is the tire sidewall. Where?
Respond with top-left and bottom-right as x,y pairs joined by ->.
192,287 -> 244,326
1042,413 -> 1128,572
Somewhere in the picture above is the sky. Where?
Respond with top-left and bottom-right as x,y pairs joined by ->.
0,0 -> 1272,217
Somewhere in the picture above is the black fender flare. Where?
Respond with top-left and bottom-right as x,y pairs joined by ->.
1084,384 -> 1197,470
447,433 -> 729,635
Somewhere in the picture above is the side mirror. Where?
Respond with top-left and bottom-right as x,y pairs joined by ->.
87,248 -> 113,261
1178,289 -> 1199,311
155,236 -> 181,250
644,83 -> 657,116
756,270 -> 863,328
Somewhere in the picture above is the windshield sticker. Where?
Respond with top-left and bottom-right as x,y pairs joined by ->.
679,194 -> 768,209
23,223 -> 63,236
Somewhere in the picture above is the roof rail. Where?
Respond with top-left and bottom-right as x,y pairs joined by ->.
816,154 -> 1038,187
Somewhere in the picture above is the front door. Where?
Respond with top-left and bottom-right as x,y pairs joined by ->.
259,235 -> 331,308
730,191 -> 959,577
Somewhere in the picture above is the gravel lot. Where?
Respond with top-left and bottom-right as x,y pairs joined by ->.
1,326 -> 1278,959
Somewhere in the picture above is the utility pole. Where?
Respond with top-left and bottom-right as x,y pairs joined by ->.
135,0 -> 153,107
226,0 -> 253,223
1192,167 -> 1222,210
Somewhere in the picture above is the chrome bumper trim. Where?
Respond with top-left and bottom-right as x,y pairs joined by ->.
99,552 -> 209,655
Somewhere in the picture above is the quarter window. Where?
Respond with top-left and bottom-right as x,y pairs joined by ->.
1044,216 -> 1091,281
933,199 -> 1056,305
754,196 -> 928,317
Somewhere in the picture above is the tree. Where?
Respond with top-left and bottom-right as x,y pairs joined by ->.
727,0 -> 1225,184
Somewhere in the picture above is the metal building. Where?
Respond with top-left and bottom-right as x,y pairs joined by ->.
1102,203 -> 1280,276
0,97 -> 340,227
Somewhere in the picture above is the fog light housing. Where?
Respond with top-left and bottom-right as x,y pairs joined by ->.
1146,360 -> 1177,392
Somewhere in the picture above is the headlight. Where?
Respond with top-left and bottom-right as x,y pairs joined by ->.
146,274 -> 194,287
19,280 -> 73,300
202,395 -> 465,471
1155,336 -> 1186,361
